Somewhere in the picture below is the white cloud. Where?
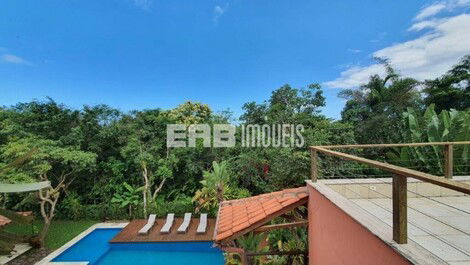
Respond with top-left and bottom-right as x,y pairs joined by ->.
324,64 -> 385,89
415,3 -> 446,20
414,0 -> 470,21
214,4 -> 229,23
408,19 -> 446,31
133,0 -> 152,11
324,9 -> 470,89
1,54 -> 32,65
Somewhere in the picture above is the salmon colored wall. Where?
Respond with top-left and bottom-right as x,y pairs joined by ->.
307,185 -> 412,265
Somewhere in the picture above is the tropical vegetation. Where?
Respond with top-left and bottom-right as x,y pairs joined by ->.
0,54 -> 469,263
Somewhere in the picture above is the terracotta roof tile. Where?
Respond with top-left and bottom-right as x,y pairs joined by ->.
233,221 -> 251,232
216,230 -> 234,242
214,186 -> 308,242
281,198 -> 301,207
264,205 -> 284,215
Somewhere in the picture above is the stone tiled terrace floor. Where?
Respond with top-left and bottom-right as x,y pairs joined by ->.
324,176 -> 470,265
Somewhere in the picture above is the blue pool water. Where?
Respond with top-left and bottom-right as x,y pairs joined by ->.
52,228 -> 224,265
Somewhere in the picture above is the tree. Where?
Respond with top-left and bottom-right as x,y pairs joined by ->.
240,83 -> 325,125
193,161 -> 249,215
111,182 -> 143,218
193,161 -> 229,213
236,83 -> 353,192
423,54 -> 470,112
6,98 -> 80,143
240,102 -> 267,124
120,109 -> 174,218
340,59 -> 421,144
0,137 -> 96,247
0,100 -> 125,207
168,101 -> 212,125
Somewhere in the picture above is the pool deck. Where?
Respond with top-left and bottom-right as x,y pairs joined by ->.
110,218 -> 216,243
36,222 -> 127,265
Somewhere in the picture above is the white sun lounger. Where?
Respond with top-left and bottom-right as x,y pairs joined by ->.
138,214 -> 156,235
196,213 -> 208,234
177,213 -> 192,233
160,213 -> 175,234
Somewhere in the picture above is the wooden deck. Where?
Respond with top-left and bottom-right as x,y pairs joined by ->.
110,218 -> 216,243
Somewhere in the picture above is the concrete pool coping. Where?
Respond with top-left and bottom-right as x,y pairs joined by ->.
35,222 -> 128,265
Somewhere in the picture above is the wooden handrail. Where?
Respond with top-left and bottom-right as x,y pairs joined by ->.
316,141 -> 470,149
310,146 -> 470,195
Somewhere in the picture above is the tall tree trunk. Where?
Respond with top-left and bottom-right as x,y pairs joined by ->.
142,164 -> 149,218
151,177 -> 167,201
216,183 -> 224,203
38,219 -> 51,246
38,186 -> 60,248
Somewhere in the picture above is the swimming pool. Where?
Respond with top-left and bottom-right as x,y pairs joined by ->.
51,228 -> 224,265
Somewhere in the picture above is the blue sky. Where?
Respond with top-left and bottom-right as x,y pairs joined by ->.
1,0 -> 469,119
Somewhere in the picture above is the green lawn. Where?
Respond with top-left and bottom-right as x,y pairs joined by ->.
4,220 -> 98,249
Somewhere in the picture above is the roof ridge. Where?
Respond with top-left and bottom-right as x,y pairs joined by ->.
221,186 -> 307,205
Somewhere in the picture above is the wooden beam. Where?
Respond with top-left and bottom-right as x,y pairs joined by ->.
393,175 -> 407,244
254,221 -> 308,233
311,149 -> 318,182
444,144 -> 453,179
311,147 -> 470,195
313,141 -> 470,149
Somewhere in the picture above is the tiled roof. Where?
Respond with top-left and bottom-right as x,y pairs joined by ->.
214,186 -> 308,242
0,215 -> 12,227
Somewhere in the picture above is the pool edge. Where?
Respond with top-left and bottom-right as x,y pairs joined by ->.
36,222 -> 128,265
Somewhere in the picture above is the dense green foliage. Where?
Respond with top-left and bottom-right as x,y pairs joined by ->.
0,54 -> 469,226
340,59 -> 422,144
389,105 -> 470,175
0,84 -> 353,221
193,161 -> 250,215
423,55 -> 470,112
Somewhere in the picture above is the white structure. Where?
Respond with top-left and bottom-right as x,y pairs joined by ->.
138,214 -> 156,235
177,213 -> 192,233
160,213 -> 175,234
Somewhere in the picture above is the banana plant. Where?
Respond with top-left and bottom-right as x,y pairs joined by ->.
391,105 -> 470,175
111,182 -> 143,218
